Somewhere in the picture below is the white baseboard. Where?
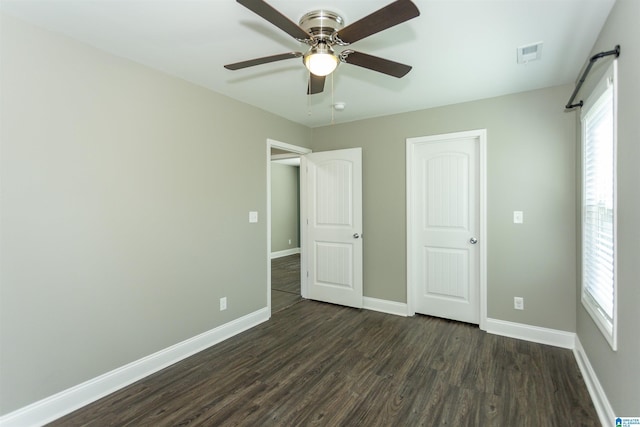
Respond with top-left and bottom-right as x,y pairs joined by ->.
0,307 -> 270,427
363,297 -> 408,317
270,248 -> 301,259
485,318 -> 576,349
573,337 -> 615,426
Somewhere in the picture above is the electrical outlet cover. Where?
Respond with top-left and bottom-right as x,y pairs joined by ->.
514,297 -> 524,310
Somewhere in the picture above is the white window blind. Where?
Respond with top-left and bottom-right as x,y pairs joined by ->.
581,60 -> 617,350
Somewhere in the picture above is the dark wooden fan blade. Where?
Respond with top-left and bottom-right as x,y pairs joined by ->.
334,0 -> 420,45
224,52 -> 303,70
237,0 -> 310,40
307,74 -> 326,95
342,51 -> 412,78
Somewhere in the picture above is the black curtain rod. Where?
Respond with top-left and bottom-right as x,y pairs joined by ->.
565,45 -> 620,110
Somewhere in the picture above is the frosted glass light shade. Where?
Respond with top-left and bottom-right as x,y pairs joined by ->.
304,44 -> 338,76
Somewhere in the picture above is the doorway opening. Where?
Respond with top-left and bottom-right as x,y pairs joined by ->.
267,139 -> 311,314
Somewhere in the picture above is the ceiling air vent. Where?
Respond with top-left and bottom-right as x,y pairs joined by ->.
517,42 -> 543,64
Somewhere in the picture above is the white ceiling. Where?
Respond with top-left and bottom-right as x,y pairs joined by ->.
1,0 -> 615,128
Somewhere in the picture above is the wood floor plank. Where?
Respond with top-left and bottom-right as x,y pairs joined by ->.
271,254 -> 301,295
48,300 -> 600,426
271,254 -> 302,313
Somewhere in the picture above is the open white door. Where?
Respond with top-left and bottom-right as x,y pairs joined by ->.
301,148 -> 363,309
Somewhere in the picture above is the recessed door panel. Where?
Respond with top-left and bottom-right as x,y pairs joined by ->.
315,160 -> 353,227
423,154 -> 469,230
315,242 -> 353,289
423,247 -> 469,300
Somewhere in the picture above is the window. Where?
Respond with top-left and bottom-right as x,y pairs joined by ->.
581,60 -> 617,350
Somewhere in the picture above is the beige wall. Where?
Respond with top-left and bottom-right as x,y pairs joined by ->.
0,14 -> 311,414
576,0 -> 640,414
270,163 -> 300,253
312,86 -> 577,332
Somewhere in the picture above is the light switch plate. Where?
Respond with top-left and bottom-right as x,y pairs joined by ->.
513,211 -> 524,224
249,211 -> 258,223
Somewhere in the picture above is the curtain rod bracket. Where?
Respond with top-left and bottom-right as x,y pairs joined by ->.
564,45 -> 620,111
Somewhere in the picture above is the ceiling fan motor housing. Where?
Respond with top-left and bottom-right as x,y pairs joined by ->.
298,10 -> 344,43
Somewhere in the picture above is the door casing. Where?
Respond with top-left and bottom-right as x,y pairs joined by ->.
267,139 -> 311,314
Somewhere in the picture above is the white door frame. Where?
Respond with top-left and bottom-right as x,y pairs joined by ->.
266,139 -> 311,314
406,129 -> 488,330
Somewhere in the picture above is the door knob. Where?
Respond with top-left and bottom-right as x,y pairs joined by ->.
469,237 -> 478,244
353,233 -> 360,239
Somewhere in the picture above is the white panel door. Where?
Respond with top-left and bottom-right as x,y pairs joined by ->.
302,148 -> 363,308
408,133 -> 481,324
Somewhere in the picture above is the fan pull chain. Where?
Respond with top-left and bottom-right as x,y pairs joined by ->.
307,74 -> 312,116
330,73 -> 335,125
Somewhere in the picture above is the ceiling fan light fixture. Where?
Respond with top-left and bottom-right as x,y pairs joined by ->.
226,0 -> 420,94
304,43 -> 338,76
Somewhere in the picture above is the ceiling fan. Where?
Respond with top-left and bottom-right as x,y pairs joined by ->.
224,0 -> 420,95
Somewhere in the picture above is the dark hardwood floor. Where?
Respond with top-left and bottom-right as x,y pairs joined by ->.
48,294 -> 599,426
271,254 -> 302,313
